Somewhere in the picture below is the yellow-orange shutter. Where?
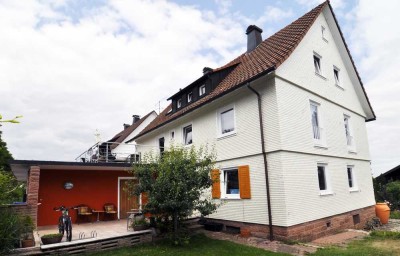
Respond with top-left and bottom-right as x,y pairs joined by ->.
211,169 -> 221,199
238,165 -> 251,199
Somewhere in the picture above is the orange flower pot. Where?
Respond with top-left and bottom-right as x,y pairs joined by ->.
240,228 -> 251,238
375,203 -> 390,224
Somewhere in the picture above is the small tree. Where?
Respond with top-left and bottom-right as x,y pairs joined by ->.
129,144 -> 218,243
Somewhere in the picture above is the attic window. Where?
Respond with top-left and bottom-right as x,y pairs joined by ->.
177,99 -> 182,108
199,85 -> 206,96
313,54 -> 322,75
188,92 -> 192,103
321,26 -> 327,41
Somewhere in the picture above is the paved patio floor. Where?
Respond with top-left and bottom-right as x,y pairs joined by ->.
36,219 -> 133,244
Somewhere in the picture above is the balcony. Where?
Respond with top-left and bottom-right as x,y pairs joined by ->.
75,142 -> 140,164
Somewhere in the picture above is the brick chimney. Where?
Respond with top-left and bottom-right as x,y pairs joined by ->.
246,25 -> 263,53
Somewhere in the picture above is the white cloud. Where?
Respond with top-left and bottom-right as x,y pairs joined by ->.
0,0 -> 248,161
349,0 -> 400,176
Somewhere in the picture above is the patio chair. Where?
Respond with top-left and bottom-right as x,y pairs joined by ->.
76,204 -> 93,224
104,203 -> 117,221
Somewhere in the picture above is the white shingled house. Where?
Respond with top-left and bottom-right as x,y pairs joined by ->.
132,1 -> 376,241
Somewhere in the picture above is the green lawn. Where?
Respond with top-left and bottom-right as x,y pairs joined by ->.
89,231 -> 400,256
312,231 -> 400,256
88,234 -> 289,256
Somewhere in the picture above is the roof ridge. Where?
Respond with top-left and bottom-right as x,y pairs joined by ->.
134,1 -> 332,139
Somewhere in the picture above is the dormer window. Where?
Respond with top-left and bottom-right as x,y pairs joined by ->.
177,99 -> 182,108
187,92 -> 192,103
199,85 -> 205,96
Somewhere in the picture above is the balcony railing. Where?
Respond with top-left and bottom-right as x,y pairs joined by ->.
75,141 -> 139,164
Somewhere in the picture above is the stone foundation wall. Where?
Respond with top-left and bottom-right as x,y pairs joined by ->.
206,205 -> 376,241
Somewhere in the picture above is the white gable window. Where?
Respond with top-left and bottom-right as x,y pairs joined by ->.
183,125 -> 192,145
177,99 -> 182,108
333,66 -> 341,86
220,168 -> 240,199
344,115 -> 356,152
199,84 -> 206,96
313,53 -> 322,75
317,163 -> 332,195
321,25 -> 327,41
187,92 -> 192,103
310,101 -> 326,146
217,105 -> 236,137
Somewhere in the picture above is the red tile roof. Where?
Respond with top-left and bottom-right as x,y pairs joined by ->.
108,111 -> 156,149
135,1 -> 374,140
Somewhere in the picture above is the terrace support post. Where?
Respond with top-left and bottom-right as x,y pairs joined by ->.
27,166 -> 41,227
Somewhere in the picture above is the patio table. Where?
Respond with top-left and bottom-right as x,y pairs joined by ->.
92,210 -> 105,222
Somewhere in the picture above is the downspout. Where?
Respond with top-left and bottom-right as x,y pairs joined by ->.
247,83 -> 274,240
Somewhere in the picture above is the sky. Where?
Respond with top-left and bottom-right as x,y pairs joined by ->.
0,0 -> 398,177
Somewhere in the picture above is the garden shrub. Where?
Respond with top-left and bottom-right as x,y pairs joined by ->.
0,208 -> 22,254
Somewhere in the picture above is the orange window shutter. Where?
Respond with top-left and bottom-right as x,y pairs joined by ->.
211,169 -> 221,199
238,165 -> 251,199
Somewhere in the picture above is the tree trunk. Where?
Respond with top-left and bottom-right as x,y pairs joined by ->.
173,210 -> 178,239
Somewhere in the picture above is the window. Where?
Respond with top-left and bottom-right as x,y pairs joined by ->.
314,54 -> 322,74
333,66 -> 340,85
187,92 -> 192,103
222,168 -> 240,199
199,84 -> 206,96
321,26 -> 327,41
183,125 -> 192,145
212,165 -> 251,199
171,131 -> 175,139
344,115 -> 356,151
159,137 -> 165,156
310,101 -> 325,146
317,164 -> 331,195
177,99 -> 182,108
347,166 -> 358,191
217,105 -> 235,137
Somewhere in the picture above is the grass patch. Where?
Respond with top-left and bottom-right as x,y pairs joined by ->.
390,210 -> 400,219
312,231 -> 400,256
88,234 -> 289,256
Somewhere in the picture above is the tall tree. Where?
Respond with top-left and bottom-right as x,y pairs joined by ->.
130,145 -> 218,243
0,131 -> 13,172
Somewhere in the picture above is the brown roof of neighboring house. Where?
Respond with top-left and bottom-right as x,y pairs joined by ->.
135,1 -> 375,140
108,111 -> 156,149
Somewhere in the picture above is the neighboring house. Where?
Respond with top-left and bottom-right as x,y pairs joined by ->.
133,1 -> 376,241
9,113 -> 156,226
77,111 -> 157,163
378,164 -> 400,182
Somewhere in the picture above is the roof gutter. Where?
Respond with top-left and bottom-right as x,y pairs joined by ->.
246,82 -> 274,241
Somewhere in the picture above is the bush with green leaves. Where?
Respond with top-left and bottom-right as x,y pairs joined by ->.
129,145 -> 218,244
0,208 -> 22,254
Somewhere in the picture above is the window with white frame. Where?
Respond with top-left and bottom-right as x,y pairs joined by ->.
171,131 -> 175,139
333,66 -> 340,85
199,84 -> 206,96
183,125 -> 192,145
321,25 -> 327,41
317,164 -> 331,195
177,99 -> 182,108
310,101 -> 325,145
313,53 -> 322,75
347,166 -> 357,190
220,168 -> 240,199
217,105 -> 235,137
344,115 -> 356,151
187,92 -> 192,103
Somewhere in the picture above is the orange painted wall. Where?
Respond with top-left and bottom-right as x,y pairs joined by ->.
37,169 -> 132,226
